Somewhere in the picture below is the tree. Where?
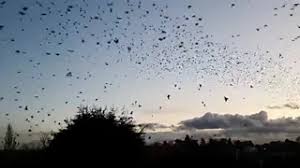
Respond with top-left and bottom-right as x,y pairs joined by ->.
40,132 -> 51,149
47,106 -> 145,166
3,124 -> 17,150
200,138 -> 206,145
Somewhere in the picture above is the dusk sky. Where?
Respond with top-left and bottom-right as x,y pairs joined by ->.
1,0 -> 300,143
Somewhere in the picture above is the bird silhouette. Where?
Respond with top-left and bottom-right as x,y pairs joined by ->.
167,94 -> 171,100
224,96 -> 229,102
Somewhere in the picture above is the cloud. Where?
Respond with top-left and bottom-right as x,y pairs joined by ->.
284,103 -> 300,109
178,111 -> 300,135
138,123 -> 172,132
142,111 -> 300,143
178,111 -> 268,130
267,105 -> 282,109
267,103 -> 300,110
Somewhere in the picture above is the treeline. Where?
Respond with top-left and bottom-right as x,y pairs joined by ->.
1,107 -> 300,167
145,135 -> 300,167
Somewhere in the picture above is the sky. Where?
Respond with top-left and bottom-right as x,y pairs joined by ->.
1,0 -> 300,143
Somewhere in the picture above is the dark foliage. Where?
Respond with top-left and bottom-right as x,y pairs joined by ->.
3,124 -> 17,151
46,107 -> 145,166
145,136 -> 300,168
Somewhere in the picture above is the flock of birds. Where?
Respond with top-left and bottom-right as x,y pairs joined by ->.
0,0 -> 299,135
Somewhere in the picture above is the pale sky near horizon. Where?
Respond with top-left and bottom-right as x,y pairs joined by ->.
1,0 -> 300,138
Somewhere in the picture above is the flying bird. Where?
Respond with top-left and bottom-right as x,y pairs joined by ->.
224,96 -> 229,102
66,72 -> 73,77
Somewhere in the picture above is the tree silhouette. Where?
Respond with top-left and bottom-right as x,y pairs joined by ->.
3,124 -> 17,151
47,106 -> 145,166
40,132 -> 51,149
